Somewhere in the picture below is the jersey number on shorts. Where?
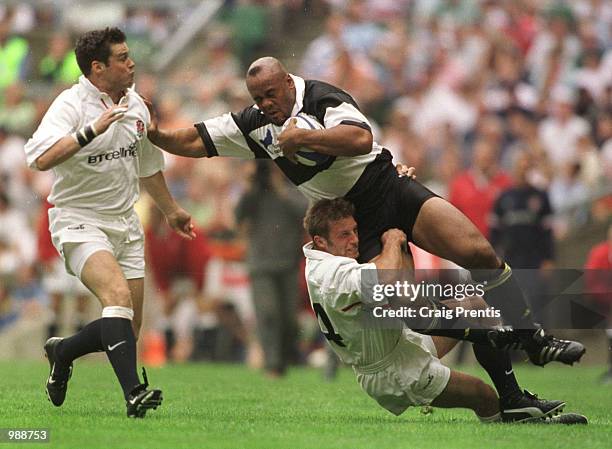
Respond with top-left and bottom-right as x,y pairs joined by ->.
313,303 -> 346,347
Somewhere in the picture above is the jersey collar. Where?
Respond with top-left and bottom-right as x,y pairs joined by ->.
303,242 -> 351,261
303,242 -> 327,260
79,75 -> 102,97
78,75 -> 131,106
290,74 -> 305,117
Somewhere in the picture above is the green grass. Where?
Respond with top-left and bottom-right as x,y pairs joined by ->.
0,361 -> 610,449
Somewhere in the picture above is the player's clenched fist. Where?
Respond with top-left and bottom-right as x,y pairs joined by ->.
381,228 -> 407,248
277,118 -> 302,163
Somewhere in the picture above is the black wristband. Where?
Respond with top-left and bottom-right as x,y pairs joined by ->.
74,124 -> 98,147
76,130 -> 88,146
84,125 -> 96,141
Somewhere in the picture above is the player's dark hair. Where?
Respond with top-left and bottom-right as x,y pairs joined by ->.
303,198 -> 355,239
75,27 -> 126,76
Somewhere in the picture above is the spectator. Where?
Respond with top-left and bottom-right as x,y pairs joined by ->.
38,32 -> 81,86
381,105 -> 429,180
449,138 -> 512,239
0,82 -> 36,137
0,265 -> 47,360
526,6 -> 581,95
228,0 -> 269,69
538,86 -> 591,171
321,47 -> 384,113
341,0 -> 384,56
502,0 -> 538,56
300,13 -> 345,80
490,150 -> 555,325
0,190 -> 36,276
0,125 -> 29,208
576,134 -> 603,189
490,151 -> 555,270
584,224 -> 612,384
145,202 -> 211,362
0,15 -> 29,92
549,162 -> 590,227
482,46 -> 538,117
235,162 -> 307,377
505,108 -> 552,187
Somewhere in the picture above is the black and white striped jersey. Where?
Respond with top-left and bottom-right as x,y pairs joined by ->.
194,75 -> 384,202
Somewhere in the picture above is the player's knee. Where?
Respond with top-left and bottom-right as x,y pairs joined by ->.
464,237 -> 499,269
100,284 -> 132,309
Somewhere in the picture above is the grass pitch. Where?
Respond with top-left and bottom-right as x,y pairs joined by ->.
0,361 -> 609,449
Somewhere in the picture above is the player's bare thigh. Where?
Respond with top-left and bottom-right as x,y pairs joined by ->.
412,197 -> 499,269
75,248 -> 144,338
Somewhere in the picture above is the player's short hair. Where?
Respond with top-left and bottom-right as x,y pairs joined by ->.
75,27 -> 126,76
303,198 -> 355,239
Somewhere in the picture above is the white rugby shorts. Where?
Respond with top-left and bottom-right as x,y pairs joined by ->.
354,328 -> 450,415
48,207 -> 145,280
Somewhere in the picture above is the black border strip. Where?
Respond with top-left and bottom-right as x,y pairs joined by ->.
194,122 -> 218,157
339,119 -> 372,132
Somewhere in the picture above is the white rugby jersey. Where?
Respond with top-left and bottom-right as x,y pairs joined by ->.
195,75 -> 383,202
24,76 -> 164,215
303,242 -> 402,367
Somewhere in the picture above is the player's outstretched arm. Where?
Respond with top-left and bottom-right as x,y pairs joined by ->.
147,125 -> 206,158
141,171 -> 196,240
143,97 -> 207,158
35,104 -> 127,171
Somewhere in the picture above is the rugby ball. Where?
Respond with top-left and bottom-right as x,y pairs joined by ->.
281,113 -> 330,167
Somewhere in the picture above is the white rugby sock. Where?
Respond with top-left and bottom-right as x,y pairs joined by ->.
102,306 -> 134,321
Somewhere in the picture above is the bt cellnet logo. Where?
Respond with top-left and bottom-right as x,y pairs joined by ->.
87,141 -> 138,165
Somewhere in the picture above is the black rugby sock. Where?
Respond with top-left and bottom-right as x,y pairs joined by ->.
473,344 -> 521,403
101,317 -> 140,399
56,318 -> 104,364
471,262 -> 536,331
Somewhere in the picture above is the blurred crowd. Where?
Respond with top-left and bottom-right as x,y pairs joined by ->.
0,0 -> 610,371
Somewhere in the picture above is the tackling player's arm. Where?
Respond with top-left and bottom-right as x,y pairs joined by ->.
369,229 -> 407,270
143,97 -> 207,158
278,120 -> 372,162
35,105 -> 127,171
